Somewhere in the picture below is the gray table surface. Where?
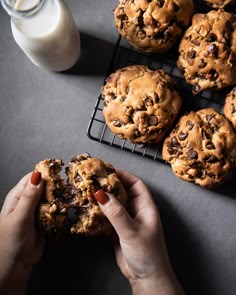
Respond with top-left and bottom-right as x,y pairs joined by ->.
0,1 -> 236,295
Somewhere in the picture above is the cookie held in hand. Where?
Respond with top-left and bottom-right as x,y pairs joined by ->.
102,65 -> 182,143
162,108 -> 236,188
36,153 -> 127,235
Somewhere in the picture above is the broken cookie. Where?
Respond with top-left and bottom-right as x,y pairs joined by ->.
36,153 -> 127,235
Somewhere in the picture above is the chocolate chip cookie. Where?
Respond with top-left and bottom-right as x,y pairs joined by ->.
36,153 -> 127,235
162,108 -> 236,188
224,87 -> 236,130
177,9 -> 236,94
114,0 -> 194,53
102,65 -> 182,143
204,0 -> 235,9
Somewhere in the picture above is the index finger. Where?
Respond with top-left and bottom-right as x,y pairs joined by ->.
116,169 -> 159,225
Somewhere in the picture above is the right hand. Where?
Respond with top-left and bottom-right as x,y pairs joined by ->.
94,169 -> 185,295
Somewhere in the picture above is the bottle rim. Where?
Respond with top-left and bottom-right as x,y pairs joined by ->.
1,0 -> 46,18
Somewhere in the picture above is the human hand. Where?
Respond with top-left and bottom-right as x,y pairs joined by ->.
94,169 -> 185,295
0,171 -> 44,295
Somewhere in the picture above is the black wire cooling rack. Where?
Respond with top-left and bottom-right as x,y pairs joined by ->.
87,1 -> 233,162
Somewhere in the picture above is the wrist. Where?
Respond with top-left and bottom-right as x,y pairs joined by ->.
129,270 -> 185,295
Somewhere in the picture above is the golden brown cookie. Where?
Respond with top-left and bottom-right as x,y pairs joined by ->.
224,87 -> 236,130
162,108 -> 236,188
114,0 -> 194,53
102,65 -> 182,143
177,9 -> 236,94
36,153 -> 127,235
204,0 -> 235,9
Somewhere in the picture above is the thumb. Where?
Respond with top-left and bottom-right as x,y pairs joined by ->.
94,190 -> 137,241
16,171 -> 44,220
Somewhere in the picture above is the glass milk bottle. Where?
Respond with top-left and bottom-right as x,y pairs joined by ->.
1,0 -> 80,71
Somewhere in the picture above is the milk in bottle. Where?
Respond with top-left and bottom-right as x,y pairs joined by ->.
1,0 -> 80,71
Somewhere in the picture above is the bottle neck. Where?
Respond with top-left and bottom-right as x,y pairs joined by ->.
1,0 -> 46,19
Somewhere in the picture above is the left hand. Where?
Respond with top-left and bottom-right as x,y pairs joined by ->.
0,171 -> 44,295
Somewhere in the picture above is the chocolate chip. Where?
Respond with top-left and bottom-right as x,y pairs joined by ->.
135,9 -> 144,28
145,97 -> 154,107
105,166 -> 115,174
205,155 -> 218,163
154,93 -> 160,103
201,129 -> 209,140
148,115 -> 158,126
206,142 -> 215,150
208,69 -> 219,80
137,29 -> 146,40
208,173 -> 216,178
220,158 -> 226,166
163,31 -> 170,43
205,44 -> 218,57
113,120 -> 123,127
173,125 -> 180,134
167,136 -> 182,155
178,131 -> 188,141
75,172 -> 82,181
71,187 -> 81,196
186,120 -> 194,130
191,39 -> 200,46
134,130 -> 141,138
206,33 -> 217,43
178,65 -> 185,76
173,3 -> 179,12
199,59 -> 207,69
170,16 -> 177,26
53,189 -> 63,199
230,103 -> 236,114
186,149 -> 198,160
206,115 -> 213,122
187,50 -> 196,59
70,153 -> 90,163
157,0 -> 164,7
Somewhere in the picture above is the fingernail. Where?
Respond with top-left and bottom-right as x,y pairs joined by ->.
31,170 -> 41,186
94,190 -> 110,205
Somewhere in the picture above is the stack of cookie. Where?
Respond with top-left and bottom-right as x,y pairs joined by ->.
100,0 -> 236,188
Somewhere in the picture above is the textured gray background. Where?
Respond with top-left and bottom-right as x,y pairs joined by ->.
0,1 -> 236,294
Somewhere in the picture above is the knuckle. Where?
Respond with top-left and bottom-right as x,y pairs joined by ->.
109,205 -> 126,221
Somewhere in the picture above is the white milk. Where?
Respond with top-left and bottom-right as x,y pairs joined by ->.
9,0 -> 80,71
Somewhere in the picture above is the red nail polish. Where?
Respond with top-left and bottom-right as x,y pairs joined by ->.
94,190 -> 109,205
31,170 -> 41,186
